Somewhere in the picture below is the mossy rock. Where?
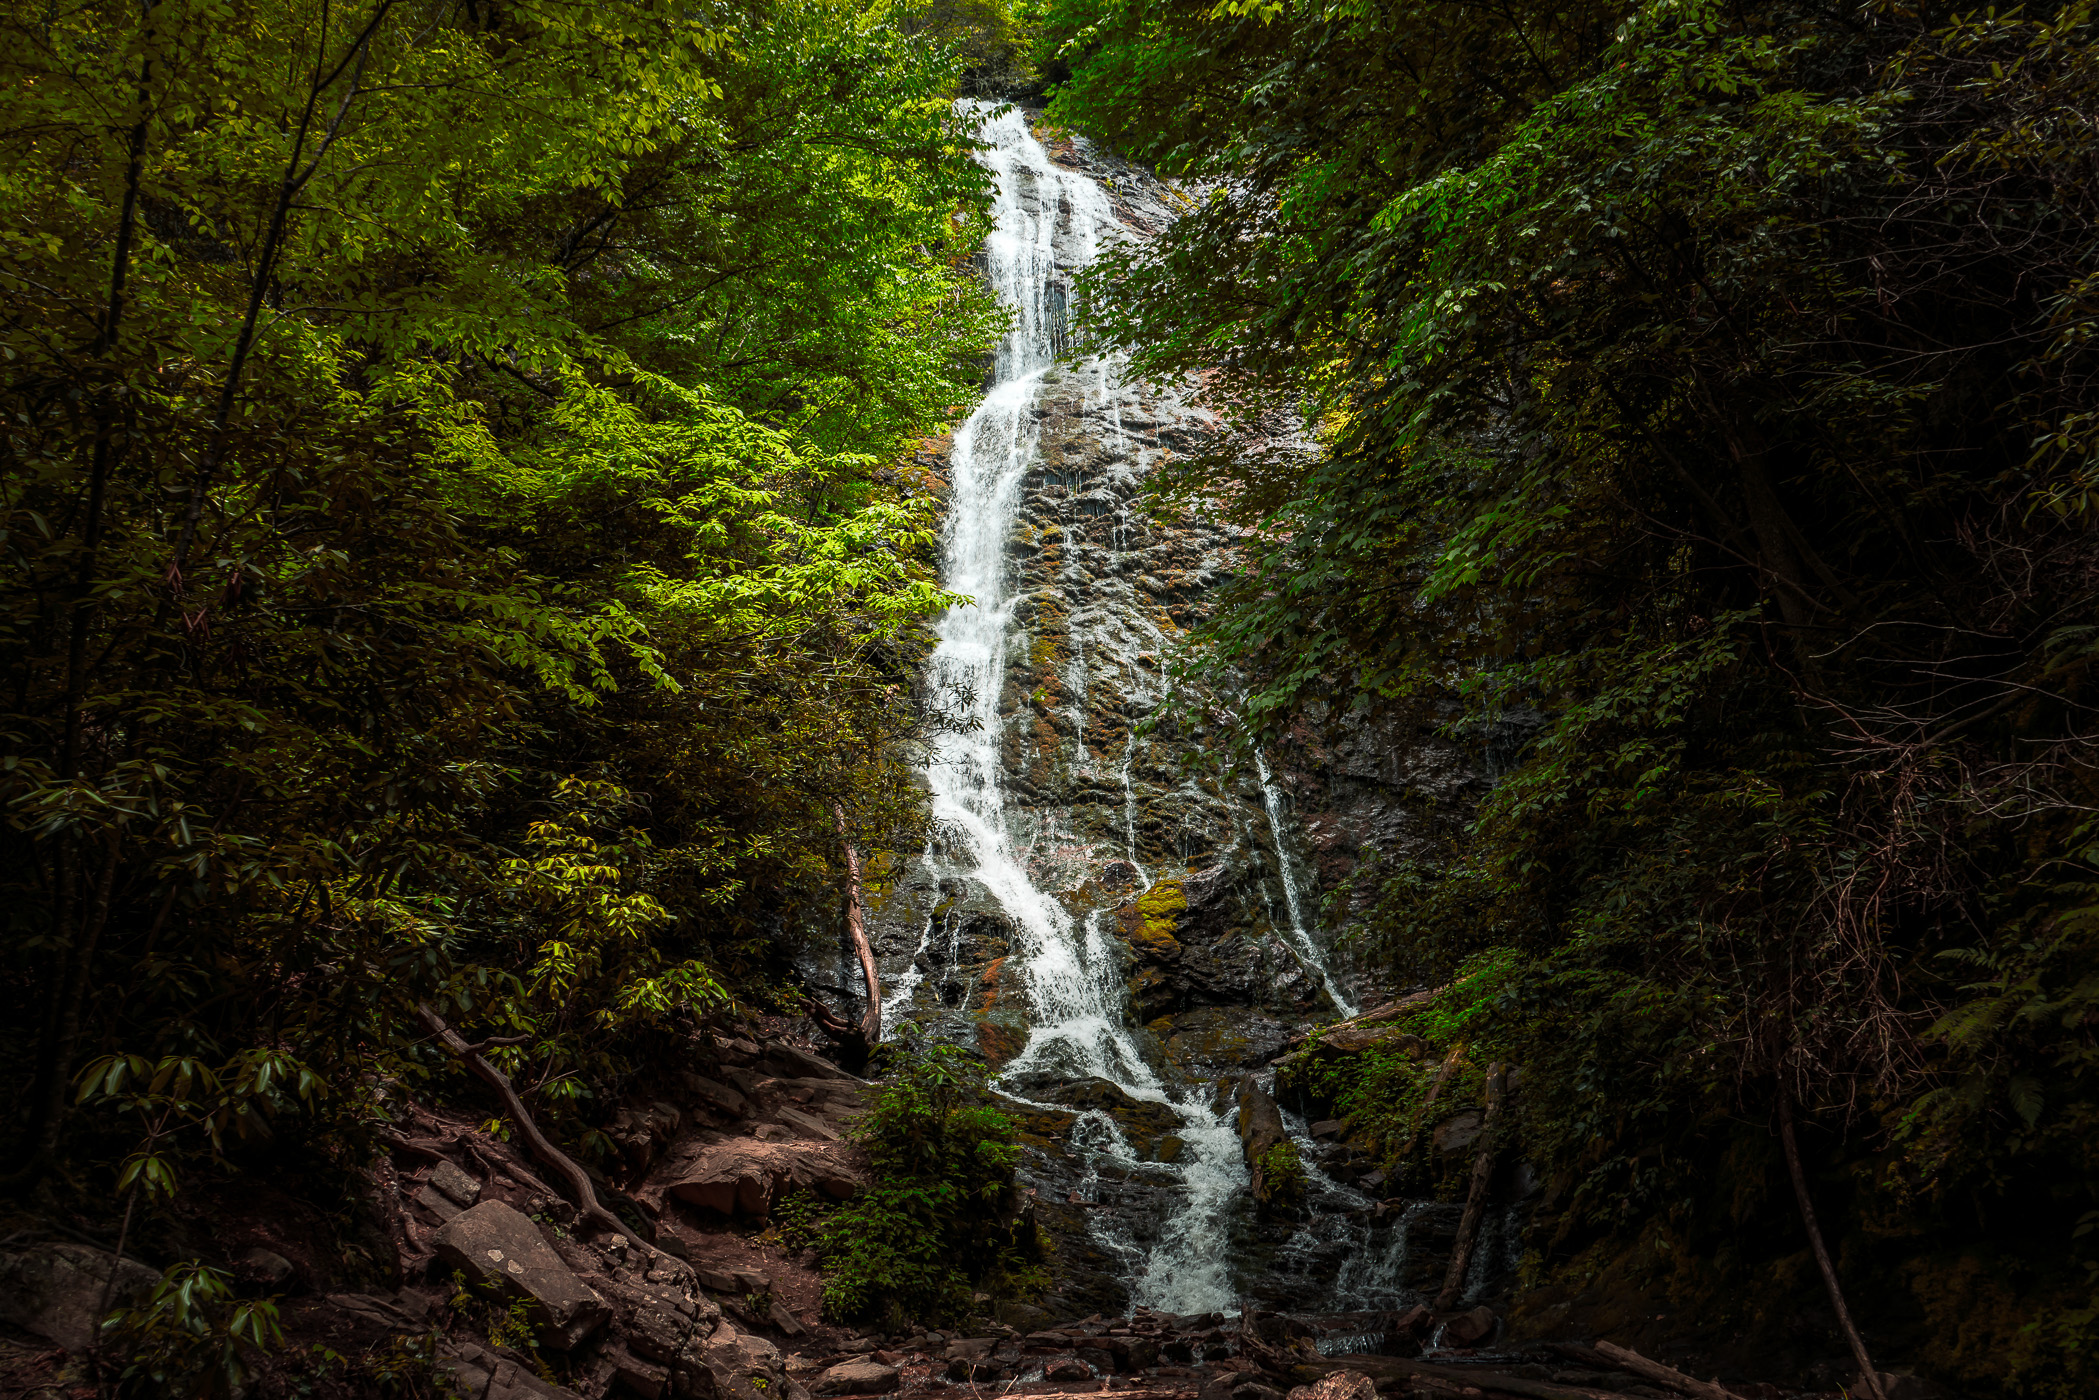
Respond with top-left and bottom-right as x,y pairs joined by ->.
1118,879 -> 1186,959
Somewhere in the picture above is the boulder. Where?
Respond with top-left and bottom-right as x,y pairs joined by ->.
1046,1359 -> 1092,1381
610,1344 -> 671,1400
432,1201 -> 609,1349
693,1265 -> 769,1295
236,1247 -> 296,1287
767,1299 -> 808,1336
812,1360 -> 900,1395
761,1043 -> 860,1082
1438,1305 -> 1496,1348
673,1319 -> 808,1400
654,1140 -> 863,1220
681,1075 -> 751,1119
0,1241 -> 158,1350
447,1343 -> 584,1400
626,1301 -> 698,1365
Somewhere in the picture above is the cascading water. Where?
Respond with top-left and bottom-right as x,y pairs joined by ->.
881,101 -> 1459,1322
919,103 -> 1268,1314
1254,749 -> 1357,1017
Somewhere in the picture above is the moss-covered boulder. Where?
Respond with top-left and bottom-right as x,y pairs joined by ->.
1120,879 -> 1186,958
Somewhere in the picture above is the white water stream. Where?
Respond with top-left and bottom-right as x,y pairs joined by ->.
922,104 -> 1362,1316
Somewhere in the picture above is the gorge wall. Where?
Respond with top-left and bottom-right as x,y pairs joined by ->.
806,104 -> 1507,1326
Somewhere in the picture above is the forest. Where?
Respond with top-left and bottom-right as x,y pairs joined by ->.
2,0 -> 2096,1397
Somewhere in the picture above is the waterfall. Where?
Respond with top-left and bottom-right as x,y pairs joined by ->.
918,102 -> 1369,1318
1254,749 -> 1357,1017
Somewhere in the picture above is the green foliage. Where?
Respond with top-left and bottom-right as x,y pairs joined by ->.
1254,1139 -> 1305,1210
809,1033 -> 1027,1325
0,0 -> 1001,1207
104,1261 -> 283,1400
1045,0 -> 2099,1381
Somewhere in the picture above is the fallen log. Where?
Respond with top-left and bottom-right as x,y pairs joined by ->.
1592,1342 -> 1749,1400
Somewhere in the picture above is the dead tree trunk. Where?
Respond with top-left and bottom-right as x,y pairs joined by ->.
835,803 -> 882,1050
1778,1093 -> 1886,1400
1435,1062 -> 1506,1310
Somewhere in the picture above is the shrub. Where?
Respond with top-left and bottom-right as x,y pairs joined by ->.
813,1033 -> 1028,1325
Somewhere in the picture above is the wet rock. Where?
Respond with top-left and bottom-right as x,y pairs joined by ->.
813,1361 -> 900,1395
432,1201 -> 609,1349
1041,1077 -> 1182,1158
1156,1006 -> 1293,1080
1235,1075 -> 1291,1198
0,1241 -> 158,1351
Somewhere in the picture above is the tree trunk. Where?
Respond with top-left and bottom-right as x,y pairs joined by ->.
1778,1093 -> 1885,1400
1435,1062 -> 1505,1309
834,802 -> 881,1050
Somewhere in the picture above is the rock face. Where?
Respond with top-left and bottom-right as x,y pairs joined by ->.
0,1242 -> 158,1351
433,1201 -> 610,1349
